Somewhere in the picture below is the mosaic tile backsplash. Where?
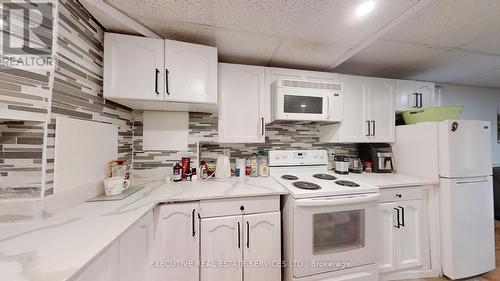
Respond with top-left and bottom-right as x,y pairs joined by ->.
131,112 -> 358,178
0,0 -> 133,199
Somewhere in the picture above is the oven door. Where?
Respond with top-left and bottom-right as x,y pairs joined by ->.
293,193 -> 379,278
275,87 -> 330,121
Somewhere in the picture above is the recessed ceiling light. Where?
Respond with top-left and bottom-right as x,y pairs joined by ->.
356,1 -> 375,17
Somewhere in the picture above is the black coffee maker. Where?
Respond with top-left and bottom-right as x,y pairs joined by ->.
359,143 -> 394,173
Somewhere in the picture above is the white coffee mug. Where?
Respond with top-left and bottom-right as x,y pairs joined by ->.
104,176 -> 130,196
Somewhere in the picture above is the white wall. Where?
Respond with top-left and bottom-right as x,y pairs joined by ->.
438,83 -> 500,166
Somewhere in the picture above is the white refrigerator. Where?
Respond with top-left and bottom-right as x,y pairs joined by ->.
392,120 -> 495,280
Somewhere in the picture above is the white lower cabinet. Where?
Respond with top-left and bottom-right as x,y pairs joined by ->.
200,196 -> 281,281
201,215 -> 243,281
243,213 -> 281,281
155,202 -> 200,281
74,242 -> 120,281
74,211 -> 154,281
119,210 -> 155,281
378,186 -> 439,280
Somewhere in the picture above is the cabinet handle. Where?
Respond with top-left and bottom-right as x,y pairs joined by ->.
155,69 -> 159,95
412,93 -> 418,108
192,209 -> 196,237
418,93 -> 423,108
165,68 -> 170,95
261,117 -> 264,136
246,221 -> 250,249
398,206 -> 405,227
393,207 -> 400,229
237,222 -> 241,249
366,121 -> 371,136
371,120 -> 376,136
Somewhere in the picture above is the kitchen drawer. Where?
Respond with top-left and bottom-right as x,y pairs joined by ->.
379,186 -> 423,203
199,196 -> 279,218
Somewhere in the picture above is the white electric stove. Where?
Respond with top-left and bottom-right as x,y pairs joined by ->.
269,150 -> 378,198
270,150 -> 380,281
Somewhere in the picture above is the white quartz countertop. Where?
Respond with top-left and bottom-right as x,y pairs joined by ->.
0,176 -> 287,281
346,172 -> 439,188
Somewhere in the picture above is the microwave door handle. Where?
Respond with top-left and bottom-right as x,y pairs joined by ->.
295,193 -> 379,207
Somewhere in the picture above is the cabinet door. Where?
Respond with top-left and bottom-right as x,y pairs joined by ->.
338,74 -> 369,142
155,203 -> 199,281
396,199 -> 423,270
74,242 -> 120,281
395,80 -> 417,111
366,77 -> 395,143
119,210 -> 154,281
243,212 -> 281,281
218,64 -> 266,143
201,216 -> 243,281
164,39 -> 217,104
378,203 -> 398,273
416,82 -> 435,108
104,33 -> 164,101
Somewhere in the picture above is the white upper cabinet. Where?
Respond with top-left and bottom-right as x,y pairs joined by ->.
319,74 -> 395,143
103,33 -> 217,112
164,39 -> 218,104
366,77 -> 396,143
104,33 -> 165,101
395,80 -> 436,111
319,74 -> 367,142
218,63 -> 266,143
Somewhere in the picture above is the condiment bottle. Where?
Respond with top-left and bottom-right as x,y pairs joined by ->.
250,154 -> 259,177
199,160 -> 208,180
365,161 -> 373,173
186,168 -> 192,181
245,159 -> 251,176
258,151 -> 269,177
173,162 -> 182,182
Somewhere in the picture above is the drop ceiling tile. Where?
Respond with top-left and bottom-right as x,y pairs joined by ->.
335,40 -> 447,77
270,40 -> 351,71
214,29 -> 281,65
401,50 -> 500,83
104,0 -> 214,25
383,0 -> 500,48
460,32 -> 500,56
451,67 -> 500,88
130,17 -> 216,46
212,0 -> 419,46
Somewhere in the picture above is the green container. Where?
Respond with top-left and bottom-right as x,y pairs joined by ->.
402,105 -> 464,125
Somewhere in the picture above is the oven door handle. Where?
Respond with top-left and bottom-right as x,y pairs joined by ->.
294,193 -> 379,207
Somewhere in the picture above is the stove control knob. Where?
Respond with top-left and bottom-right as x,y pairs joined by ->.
275,154 -> 281,160
282,153 -> 288,159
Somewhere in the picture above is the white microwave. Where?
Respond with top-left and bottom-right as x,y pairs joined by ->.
271,79 -> 343,122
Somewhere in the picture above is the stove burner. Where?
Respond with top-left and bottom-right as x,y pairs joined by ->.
282,175 -> 299,180
335,180 -> 360,187
313,173 -> 337,180
293,181 -> 321,190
